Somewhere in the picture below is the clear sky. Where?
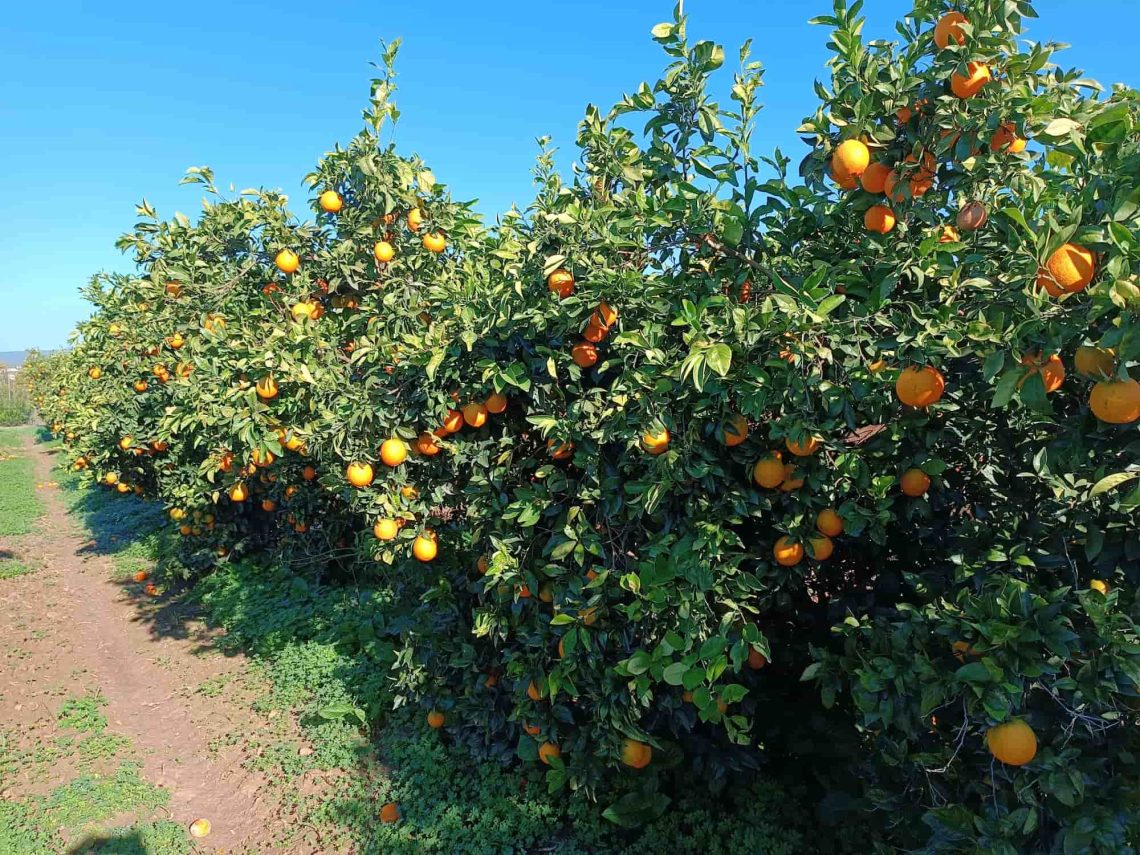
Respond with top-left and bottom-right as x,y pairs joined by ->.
2,1 -> 1137,351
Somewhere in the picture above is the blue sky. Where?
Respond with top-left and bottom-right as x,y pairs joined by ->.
1,1 -> 1136,351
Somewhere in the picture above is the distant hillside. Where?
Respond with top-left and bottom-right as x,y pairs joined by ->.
0,351 -> 29,368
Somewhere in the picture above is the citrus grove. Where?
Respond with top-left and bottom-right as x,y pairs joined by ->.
25,1 -> 1140,849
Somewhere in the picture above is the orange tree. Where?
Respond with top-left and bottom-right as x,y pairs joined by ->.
29,1 -> 1140,848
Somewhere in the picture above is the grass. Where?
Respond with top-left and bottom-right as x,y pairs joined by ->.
58,691 -> 110,733
0,558 -> 35,579
0,427 -> 42,536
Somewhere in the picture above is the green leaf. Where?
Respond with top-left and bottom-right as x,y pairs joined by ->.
1088,472 -> 1138,499
603,791 -> 671,828
706,343 -> 732,377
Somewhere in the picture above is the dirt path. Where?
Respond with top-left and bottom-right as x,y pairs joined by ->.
0,432 -> 287,851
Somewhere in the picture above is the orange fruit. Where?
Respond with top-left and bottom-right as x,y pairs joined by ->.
1042,243 -> 1096,293
747,647 -> 768,670
133,570 -> 149,583
832,139 -> 870,178
955,201 -> 987,232
373,241 -> 395,263
427,710 -> 445,729
950,61 -> 991,99
527,681 -> 543,701
346,461 -> 374,488
462,402 -> 488,428
119,435 -> 134,450
476,554 -> 490,574
809,535 -> 834,561
485,392 -> 508,414
939,225 -> 960,243
989,122 -> 1026,153
816,509 -> 844,537
374,519 -> 399,541
88,367 -> 103,380
422,231 -> 446,253
900,468 -> 931,497
548,439 -> 574,460
583,316 -> 608,342
379,802 -> 399,823
773,536 -> 804,567
380,438 -> 407,466
546,268 -> 575,299
400,485 -> 418,500
189,818 -> 212,839
1073,346 -> 1116,379
538,742 -> 561,765
933,11 -> 968,49
228,483 -> 248,503
256,376 -> 279,400
986,720 -> 1037,766
895,365 -> 946,407
641,428 -> 670,455
413,531 -> 439,562
571,341 -> 598,368
785,435 -> 820,456
318,190 -> 342,213
779,464 -> 805,492
414,432 -> 441,456
1089,378 -> 1140,425
275,248 -> 300,273
620,739 -> 652,769
251,448 -> 275,468
302,465 -> 317,482
438,409 -> 464,435
407,208 -> 424,232
753,454 -> 785,489
1089,579 -> 1110,595
1018,353 -> 1065,394
721,414 -> 749,447
864,205 -> 896,234
261,499 -> 276,512
164,281 -> 183,298
829,165 -> 858,190
859,161 -> 891,194
524,723 -> 540,736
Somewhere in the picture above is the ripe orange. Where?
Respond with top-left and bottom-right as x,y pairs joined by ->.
641,428 -> 670,455
462,402 -> 488,428
831,139 -> 870,178
256,376 -> 279,400
523,723 -> 540,736
620,739 -> 652,769
596,301 -> 618,327
953,201 -> 987,233
476,555 -> 489,574
422,231 -> 446,253
427,710 -> 445,729
1073,346 -> 1116,379
302,465 -> 317,482
571,341 -> 598,368
374,519 -> 399,541
538,742 -> 560,765
859,161 -> 891,194
583,316 -> 608,342
546,268 -> 575,299
829,165 -> 858,190
989,122 -> 1026,153
275,248 -> 300,274
747,647 -> 768,670
1042,243 -> 1096,293
1018,353 -> 1065,394
413,531 -> 438,562
88,366 -> 103,380
189,818 -> 212,839
380,438 -> 407,466
527,681 -> 543,701
373,241 -> 395,263
414,432 -> 441,456
379,802 -> 399,823
1089,378 -> 1140,425
400,485 -> 418,500
346,461 -> 374,488
773,536 -> 804,567
164,281 -> 183,298
407,208 -> 424,232
864,205 -> 896,234
228,483 -> 248,503
785,435 -> 820,456
950,61 -> 991,99
779,464 -> 805,492
753,454 -> 785,489
721,414 -> 749,447
133,570 -> 149,583
1089,579 -> 1110,595
895,365 -> 945,407
485,392 -> 508,414
933,11 -> 968,49
938,225 -> 960,244
318,190 -> 342,213
809,535 -> 834,561
548,439 -> 574,460
438,409 -> 464,435
986,720 -> 1037,766
900,468 -> 931,497
816,509 -> 844,537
